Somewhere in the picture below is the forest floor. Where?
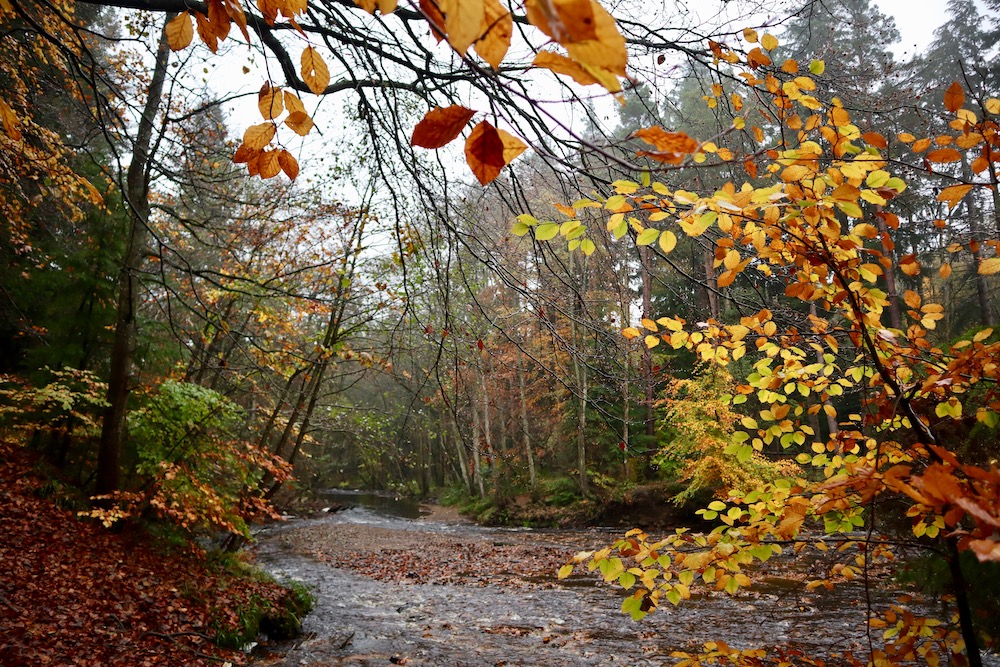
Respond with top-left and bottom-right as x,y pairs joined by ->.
0,441 -> 302,666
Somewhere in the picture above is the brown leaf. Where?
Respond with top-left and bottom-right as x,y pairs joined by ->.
207,0 -> 232,43
193,10 -> 218,53
465,120 -> 506,185
259,149 -> 281,179
411,105 -> 476,149
165,12 -> 194,51
925,148 -> 962,163
278,150 -> 299,180
233,143 -> 257,163
944,81 -> 965,113
420,0 -> 447,42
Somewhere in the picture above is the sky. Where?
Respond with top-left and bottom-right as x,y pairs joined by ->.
874,0 -> 945,57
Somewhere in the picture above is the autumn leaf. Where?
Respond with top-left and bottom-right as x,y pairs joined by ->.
474,0 -> 512,69
937,184 -> 974,210
465,120 -> 506,185
193,10 -> 219,53
944,81 -> 965,113
0,98 -> 21,141
301,46 -> 331,95
258,82 -> 283,120
980,257 -> 1000,275
259,149 -> 281,179
165,12 -> 194,51
278,149 -> 299,180
440,0 -> 484,55
285,111 -> 314,136
420,0 -> 447,42
533,51 -> 599,86
760,33 -> 778,51
631,127 -> 699,164
497,129 -> 528,164
524,0 -> 627,81
243,122 -> 276,150
925,148 -> 962,163
411,106 -> 476,149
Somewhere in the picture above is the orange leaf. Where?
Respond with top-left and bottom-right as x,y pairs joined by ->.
440,0 -> 484,55
925,148 -> 962,163
497,129 -> 527,164
524,0 -> 626,77
193,10 -> 219,53
301,46 -> 330,95
278,149 -> 299,180
243,122 -> 276,150
0,99 -> 21,141
746,47 -> 771,69
166,12 -> 194,51
420,0 -> 447,42
233,143 -> 256,164
944,81 -> 965,113
207,0 -> 232,43
259,149 -> 281,179
862,132 -> 887,148
411,105 -> 476,149
631,127 -> 698,164
474,0 -> 511,69
465,120 -> 506,185
911,137 -> 932,153
285,111 -> 314,136
937,183 -> 974,210
940,263 -> 952,279
283,90 -> 307,115
258,82 -> 284,120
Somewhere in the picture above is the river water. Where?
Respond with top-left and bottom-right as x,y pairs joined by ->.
250,492 -> 982,666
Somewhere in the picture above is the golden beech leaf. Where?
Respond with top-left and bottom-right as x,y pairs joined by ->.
206,0 -> 232,44
243,122 -> 276,150
746,47 -> 771,69
631,127 -> 699,164
497,129 -> 528,164
233,142 -> 256,164
258,82 -> 284,120
622,327 -> 641,340
194,10 -> 219,53
278,149 -> 299,180
354,0 -> 377,12
903,290 -> 921,310
474,0 -> 512,69
899,254 -> 921,277
533,51 -> 599,86
742,27 -> 758,42
411,106 -> 476,149
285,111 -> 314,136
944,81 -> 965,113
259,149 -> 282,179
223,0 -> 250,41
925,148 -> 962,163
980,257 -> 1000,275
166,12 -> 194,51
760,33 -> 778,51
937,184 -> 974,210
524,0 -> 627,78
0,99 -> 21,141
283,90 -> 307,115
440,0 -> 484,55
465,120 -> 506,185
301,46 -> 331,95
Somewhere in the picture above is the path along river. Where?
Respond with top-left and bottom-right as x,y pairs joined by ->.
250,492 -> 964,667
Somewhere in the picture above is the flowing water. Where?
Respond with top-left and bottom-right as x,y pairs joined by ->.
250,494 -> 986,667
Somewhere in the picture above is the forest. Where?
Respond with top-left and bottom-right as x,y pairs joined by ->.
1,0 -> 999,663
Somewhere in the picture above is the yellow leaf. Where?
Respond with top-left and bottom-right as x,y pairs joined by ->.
937,184 -> 974,210
283,91 -> 307,115
166,12 -> 194,51
525,0 -> 627,78
658,230 -> 677,254
441,0 -> 485,55
809,59 -> 825,75
986,98 -> 1000,114
742,27 -> 758,43
644,335 -> 660,349
301,46 -> 331,95
474,0 -> 512,69
979,257 -> 1000,275
622,327 -> 641,340
641,317 -> 658,332
532,51 -> 599,86
243,122 -> 276,150
761,33 -> 778,51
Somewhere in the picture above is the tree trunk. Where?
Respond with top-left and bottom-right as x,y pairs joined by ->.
95,17 -> 173,497
516,347 -> 536,490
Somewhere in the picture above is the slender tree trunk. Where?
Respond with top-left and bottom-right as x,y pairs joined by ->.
875,209 -> 902,330
470,395 -> 485,497
451,413 -> 472,493
516,347 -> 536,490
95,18 -> 173,497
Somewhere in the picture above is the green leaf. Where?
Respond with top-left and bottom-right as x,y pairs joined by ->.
618,571 -> 636,589
809,59 -> 825,75
666,588 -> 682,605
511,222 -> 530,236
535,223 -> 559,241
707,500 -> 727,511
636,228 -> 659,246
581,238 -> 596,256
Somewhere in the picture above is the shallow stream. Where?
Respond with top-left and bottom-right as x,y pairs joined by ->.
250,493 -> 972,666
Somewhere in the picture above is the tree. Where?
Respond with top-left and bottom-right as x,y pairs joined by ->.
548,33 -> 1000,667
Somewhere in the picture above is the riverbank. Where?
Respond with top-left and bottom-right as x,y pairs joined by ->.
0,441 -> 308,666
